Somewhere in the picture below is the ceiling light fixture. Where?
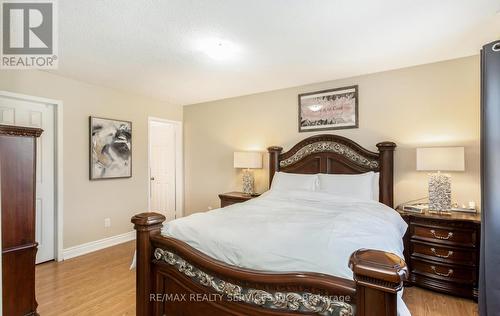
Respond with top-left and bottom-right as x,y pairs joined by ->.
195,38 -> 240,61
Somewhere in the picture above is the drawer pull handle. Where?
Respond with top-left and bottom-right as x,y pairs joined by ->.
431,248 -> 453,258
431,266 -> 454,277
430,229 -> 453,240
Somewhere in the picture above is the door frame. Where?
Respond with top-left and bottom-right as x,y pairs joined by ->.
147,117 -> 183,218
0,90 -> 64,262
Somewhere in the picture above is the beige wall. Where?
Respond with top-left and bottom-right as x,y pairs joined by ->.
0,70 -> 182,248
184,56 -> 480,214
0,55 -> 481,247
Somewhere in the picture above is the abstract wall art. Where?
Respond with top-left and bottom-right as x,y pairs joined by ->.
89,116 -> 132,180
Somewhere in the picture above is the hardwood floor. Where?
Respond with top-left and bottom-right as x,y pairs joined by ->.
403,286 -> 478,316
36,241 -> 478,316
36,241 -> 136,316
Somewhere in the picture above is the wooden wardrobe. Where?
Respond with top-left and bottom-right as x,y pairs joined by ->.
0,125 -> 42,316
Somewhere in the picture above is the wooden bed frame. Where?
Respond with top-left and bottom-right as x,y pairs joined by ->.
132,134 -> 407,316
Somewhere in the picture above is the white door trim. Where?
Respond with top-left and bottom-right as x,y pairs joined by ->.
147,117 -> 183,218
0,90 -> 64,262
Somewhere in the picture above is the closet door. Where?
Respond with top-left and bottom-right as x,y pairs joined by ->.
0,97 -> 56,263
480,39 -> 500,316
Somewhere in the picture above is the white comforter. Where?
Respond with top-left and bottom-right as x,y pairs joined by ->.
161,190 -> 410,315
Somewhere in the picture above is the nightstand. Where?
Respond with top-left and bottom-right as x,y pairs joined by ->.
396,208 -> 481,300
218,192 -> 261,208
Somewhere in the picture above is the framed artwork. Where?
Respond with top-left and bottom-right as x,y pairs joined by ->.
298,85 -> 358,132
89,116 -> 132,180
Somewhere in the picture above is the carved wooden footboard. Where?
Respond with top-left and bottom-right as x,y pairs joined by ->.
132,212 -> 407,316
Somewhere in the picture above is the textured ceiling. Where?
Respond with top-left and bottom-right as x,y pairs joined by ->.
53,0 -> 500,105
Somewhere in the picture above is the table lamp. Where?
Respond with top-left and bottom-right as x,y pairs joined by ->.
416,147 -> 465,214
234,151 -> 262,195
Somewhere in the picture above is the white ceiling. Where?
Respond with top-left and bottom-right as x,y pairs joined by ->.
54,0 -> 500,105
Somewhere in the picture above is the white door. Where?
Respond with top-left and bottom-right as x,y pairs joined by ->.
149,121 -> 177,221
0,97 -> 55,264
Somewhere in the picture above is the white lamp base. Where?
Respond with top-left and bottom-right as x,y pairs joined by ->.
242,169 -> 254,195
428,172 -> 451,212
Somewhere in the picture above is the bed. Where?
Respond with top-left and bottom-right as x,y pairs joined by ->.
132,134 -> 408,316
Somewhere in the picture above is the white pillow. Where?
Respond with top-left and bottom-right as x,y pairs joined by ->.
318,172 -> 376,201
271,172 -> 319,192
372,172 -> 380,201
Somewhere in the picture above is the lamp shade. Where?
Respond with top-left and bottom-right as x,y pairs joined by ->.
234,152 -> 262,169
416,147 -> 465,171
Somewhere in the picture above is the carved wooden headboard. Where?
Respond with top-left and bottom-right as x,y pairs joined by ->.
267,134 -> 396,207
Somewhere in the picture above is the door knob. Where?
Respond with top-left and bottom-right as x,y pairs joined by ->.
150,177 -> 155,181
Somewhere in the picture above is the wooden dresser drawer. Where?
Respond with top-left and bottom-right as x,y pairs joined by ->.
411,259 -> 476,284
411,241 -> 476,265
411,223 -> 476,247
397,208 -> 480,300
219,192 -> 261,208
221,200 -> 237,208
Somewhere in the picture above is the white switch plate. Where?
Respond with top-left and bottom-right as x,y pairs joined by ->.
104,218 -> 111,228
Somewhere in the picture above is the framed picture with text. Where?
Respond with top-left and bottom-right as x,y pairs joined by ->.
298,85 -> 358,132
